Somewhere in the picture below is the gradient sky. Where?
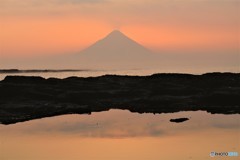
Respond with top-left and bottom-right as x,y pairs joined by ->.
0,0 -> 239,59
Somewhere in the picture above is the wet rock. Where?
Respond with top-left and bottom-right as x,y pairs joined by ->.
0,72 -> 239,125
170,118 -> 189,123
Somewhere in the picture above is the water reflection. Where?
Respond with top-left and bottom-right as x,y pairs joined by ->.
0,110 -> 239,160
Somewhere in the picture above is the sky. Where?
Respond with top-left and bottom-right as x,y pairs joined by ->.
0,0 -> 239,70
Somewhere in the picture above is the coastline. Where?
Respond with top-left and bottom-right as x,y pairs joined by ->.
0,72 -> 239,125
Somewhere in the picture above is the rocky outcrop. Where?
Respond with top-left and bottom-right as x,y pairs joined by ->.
170,118 -> 189,123
0,73 -> 239,124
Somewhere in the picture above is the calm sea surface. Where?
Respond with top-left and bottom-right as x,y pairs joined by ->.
1,66 -> 238,81
0,69 -> 206,80
0,110 -> 239,160
0,70 -> 239,159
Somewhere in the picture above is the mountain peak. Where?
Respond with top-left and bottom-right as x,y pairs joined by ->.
74,30 -> 157,69
80,30 -> 152,56
104,30 -> 129,40
109,30 -> 124,35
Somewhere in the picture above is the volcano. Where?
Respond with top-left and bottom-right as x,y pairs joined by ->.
73,30 -> 159,69
23,30 -> 160,69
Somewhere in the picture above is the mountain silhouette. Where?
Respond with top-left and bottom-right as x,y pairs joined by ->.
20,30 -> 160,69
73,30 -> 159,69
79,30 -> 152,59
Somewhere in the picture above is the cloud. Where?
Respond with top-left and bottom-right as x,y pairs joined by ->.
0,0 -> 107,11
53,0 -> 106,4
1,0 -> 106,5
0,0 -> 109,17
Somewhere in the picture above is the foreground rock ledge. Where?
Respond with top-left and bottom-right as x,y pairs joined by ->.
0,73 -> 239,125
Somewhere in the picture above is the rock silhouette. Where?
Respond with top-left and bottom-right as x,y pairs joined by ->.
0,72 -> 239,124
170,118 -> 189,123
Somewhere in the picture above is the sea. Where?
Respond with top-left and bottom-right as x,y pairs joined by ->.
0,110 -> 239,160
0,68 -> 231,81
0,69 -> 239,160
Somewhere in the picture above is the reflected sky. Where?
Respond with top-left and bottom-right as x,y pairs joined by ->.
1,110 -> 240,138
0,67 -> 230,81
0,110 -> 239,160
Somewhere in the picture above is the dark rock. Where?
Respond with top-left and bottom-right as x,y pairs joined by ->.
0,72 -> 239,125
170,118 -> 189,123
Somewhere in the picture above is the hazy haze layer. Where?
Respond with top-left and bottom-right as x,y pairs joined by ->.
0,0 -> 239,71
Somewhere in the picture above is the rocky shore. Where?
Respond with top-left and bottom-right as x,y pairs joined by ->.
0,73 -> 239,124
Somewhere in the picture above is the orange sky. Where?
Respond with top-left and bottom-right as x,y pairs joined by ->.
0,0 -> 239,58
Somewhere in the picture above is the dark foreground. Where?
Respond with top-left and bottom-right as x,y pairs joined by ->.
170,118 -> 189,123
0,73 -> 239,125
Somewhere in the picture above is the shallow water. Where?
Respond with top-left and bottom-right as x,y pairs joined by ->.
0,109 -> 239,160
0,68 -> 204,80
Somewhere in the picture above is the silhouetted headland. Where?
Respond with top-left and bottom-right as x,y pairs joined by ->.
0,72 -> 239,124
0,69 -> 89,74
